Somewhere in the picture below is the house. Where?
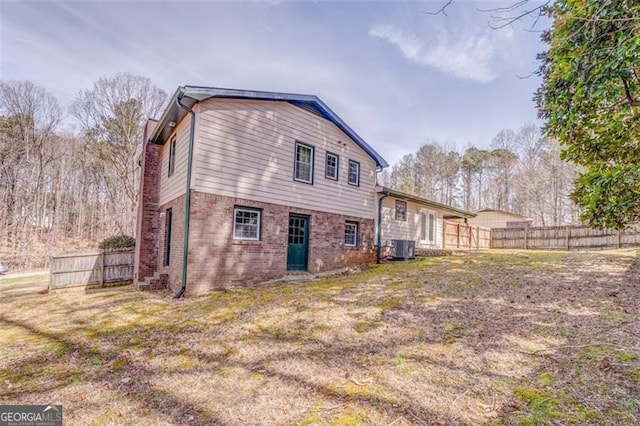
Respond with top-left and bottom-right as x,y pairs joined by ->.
467,208 -> 534,229
376,187 -> 476,257
134,86 -> 388,296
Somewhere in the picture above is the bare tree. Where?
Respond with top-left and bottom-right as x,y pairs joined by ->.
0,81 -> 62,266
485,130 -> 519,210
71,73 -> 167,234
384,124 -> 578,225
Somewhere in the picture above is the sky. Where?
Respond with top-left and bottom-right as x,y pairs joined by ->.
0,0 -> 548,165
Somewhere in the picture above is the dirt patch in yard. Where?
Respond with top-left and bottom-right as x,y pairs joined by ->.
0,249 -> 638,425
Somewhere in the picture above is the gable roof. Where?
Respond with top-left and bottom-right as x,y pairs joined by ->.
149,85 -> 389,169
475,208 -> 531,220
377,187 -> 476,219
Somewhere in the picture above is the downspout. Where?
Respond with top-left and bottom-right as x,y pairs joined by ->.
377,188 -> 389,264
173,94 -> 197,299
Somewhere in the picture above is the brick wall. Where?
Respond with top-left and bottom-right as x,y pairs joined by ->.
157,194 -> 186,291
156,191 -> 375,295
134,134 -> 161,283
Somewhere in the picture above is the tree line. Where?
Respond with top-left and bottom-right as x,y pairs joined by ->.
0,74 -> 167,269
424,1 -> 640,229
0,68 -> 610,270
380,123 -> 581,226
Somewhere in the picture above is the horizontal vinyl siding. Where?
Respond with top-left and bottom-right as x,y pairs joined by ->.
158,116 -> 191,206
193,99 -> 376,219
379,197 -> 444,248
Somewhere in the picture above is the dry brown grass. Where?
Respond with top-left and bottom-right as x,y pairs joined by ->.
1,249 -> 639,425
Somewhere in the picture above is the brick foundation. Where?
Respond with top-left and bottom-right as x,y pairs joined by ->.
155,191 -> 375,295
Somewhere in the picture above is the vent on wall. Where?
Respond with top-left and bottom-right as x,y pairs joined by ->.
391,240 -> 415,260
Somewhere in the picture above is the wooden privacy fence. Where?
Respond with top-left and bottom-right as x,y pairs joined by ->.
490,224 -> 640,250
49,249 -> 134,290
442,220 -> 491,249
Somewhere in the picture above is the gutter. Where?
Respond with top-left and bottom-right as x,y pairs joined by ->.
173,93 -> 196,299
376,188 -> 389,263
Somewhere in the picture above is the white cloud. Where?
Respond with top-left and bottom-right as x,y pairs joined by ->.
369,24 -> 514,83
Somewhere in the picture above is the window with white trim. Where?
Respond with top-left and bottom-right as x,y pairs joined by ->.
420,211 -> 437,244
325,152 -> 339,180
395,200 -> 407,221
348,159 -> 360,186
233,207 -> 261,241
344,221 -> 358,247
294,142 -> 314,183
168,136 -> 176,177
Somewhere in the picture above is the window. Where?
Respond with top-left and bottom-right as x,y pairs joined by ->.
325,152 -> 339,180
348,160 -> 360,186
164,208 -> 172,266
233,207 -> 261,240
344,221 -> 358,247
420,211 -> 436,244
395,200 -> 407,221
168,136 -> 176,177
294,142 -> 314,183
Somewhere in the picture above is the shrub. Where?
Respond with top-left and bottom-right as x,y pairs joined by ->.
99,235 -> 135,250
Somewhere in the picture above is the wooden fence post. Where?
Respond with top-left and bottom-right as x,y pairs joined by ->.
48,255 -> 53,292
442,220 -> 447,249
457,223 -> 460,248
476,227 -> 480,249
524,227 -> 528,250
566,226 -> 570,251
617,230 -> 621,249
101,250 -> 105,287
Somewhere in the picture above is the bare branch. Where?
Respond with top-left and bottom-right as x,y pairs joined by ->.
517,69 -> 538,80
423,0 -> 452,17
477,0 -> 528,14
487,0 -> 551,30
621,77 -> 640,107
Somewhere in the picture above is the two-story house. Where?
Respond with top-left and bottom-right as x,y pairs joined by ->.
134,86 -> 388,296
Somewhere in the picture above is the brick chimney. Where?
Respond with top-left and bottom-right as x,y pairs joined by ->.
134,119 -> 161,283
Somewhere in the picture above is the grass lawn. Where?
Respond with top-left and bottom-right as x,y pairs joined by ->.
1,250 -> 638,425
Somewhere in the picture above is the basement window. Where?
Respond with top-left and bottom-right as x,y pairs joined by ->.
233,207 -> 261,241
344,221 -> 358,247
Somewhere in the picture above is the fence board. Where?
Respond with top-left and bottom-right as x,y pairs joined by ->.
490,224 -> 640,250
49,249 -> 134,290
442,221 -> 490,250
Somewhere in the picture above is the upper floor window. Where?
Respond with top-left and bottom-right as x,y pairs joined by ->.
233,207 -> 261,241
396,200 -> 407,221
348,159 -> 360,186
325,152 -> 339,180
168,136 -> 176,177
294,142 -> 314,184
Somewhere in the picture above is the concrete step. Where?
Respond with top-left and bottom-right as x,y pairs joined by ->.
136,272 -> 169,291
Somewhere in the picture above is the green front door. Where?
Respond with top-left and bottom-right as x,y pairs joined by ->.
287,215 -> 309,271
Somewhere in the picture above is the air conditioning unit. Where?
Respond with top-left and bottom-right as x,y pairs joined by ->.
391,240 -> 415,260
